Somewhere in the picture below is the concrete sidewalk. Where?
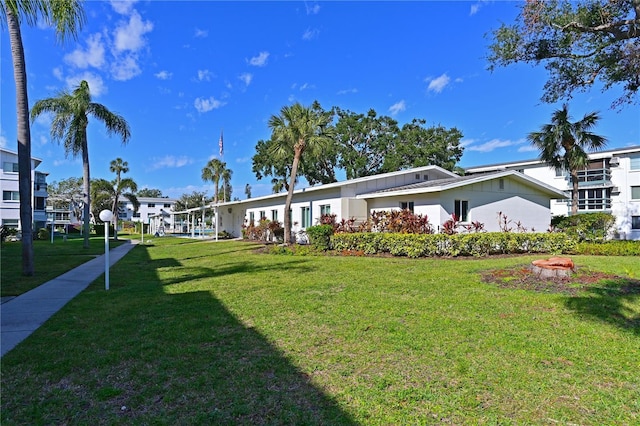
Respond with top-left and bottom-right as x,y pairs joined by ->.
1,240 -> 139,358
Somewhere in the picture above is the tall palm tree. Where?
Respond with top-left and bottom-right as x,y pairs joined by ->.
221,167 -> 232,202
31,80 -> 131,248
268,102 -> 334,244
108,158 -> 138,239
528,104 -> 608,215
201,158 -> 227,203
2,0 -> 85,276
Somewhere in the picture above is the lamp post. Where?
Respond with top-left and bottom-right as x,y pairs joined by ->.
99,210 -> 113,290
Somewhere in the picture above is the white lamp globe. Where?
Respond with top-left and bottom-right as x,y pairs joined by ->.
99,209 -> 113,222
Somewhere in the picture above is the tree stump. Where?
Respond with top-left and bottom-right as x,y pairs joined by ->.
531,257 -> 575,279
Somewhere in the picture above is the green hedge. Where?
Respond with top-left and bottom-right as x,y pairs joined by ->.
551,212 -> 616,242
305,224 -> 333,251
330,232 -> 576,258
571,240 -> 640,256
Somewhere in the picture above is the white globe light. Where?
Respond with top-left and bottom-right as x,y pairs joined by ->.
99,209 -> 113,222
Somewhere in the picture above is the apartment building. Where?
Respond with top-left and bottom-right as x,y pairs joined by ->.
120,197 -> 177,231
465,145 -> 640,240
1,147 -> 48,231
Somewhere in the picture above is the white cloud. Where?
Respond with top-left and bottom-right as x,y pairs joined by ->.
113,10 -> 153,53
64,33 -> 105,69
194,97 -> 224,113
248,51 -> 269,67
66,72 -> 107,97
469,1 -> 489,16
517,144 -> 538,153
111,53 -> 142,81
238,73 -> 253,86
306,3 -> 320,14
146,156 -> 194,172
426,73 -> 451,93
0,134 -> 7,148
155,70 -> 172,80
197,69 -> 214,81
467,138 -> 524,153
110,0 -> 137,15
337,88 -> 358,95
460,138 -> 477,147
388,100 -> 406,116
302,27 -> 319,40
194,28 -> 208,38
299,83 -> 314,91
52,67 -> 63,80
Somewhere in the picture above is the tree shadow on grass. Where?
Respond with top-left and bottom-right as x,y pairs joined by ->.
51,243 -> 356,424
564,279 -> 640,336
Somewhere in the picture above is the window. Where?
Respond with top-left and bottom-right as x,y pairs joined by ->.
271,209 -> 278,221
320,204 -> 331,216
632,216 -> 640,230
3,191 -> 20,201
632,186 -> 640,200
133,212 -> 141,218
249,212 -> 255,224
3,162 -> 19,173
147,203 -> 155,208
498,178 -> 504,190
400,201 -> 414,212
259,210 -> 266,220
415,173 -> 421,179
454,199 -> 469,222
301,206 -> 311,228
2,219 -> 19,228
164,203 -> 171,208
630,155 -> 640,170
555,167 -> 565,177
577,188 -> 611,210
35,197 -> 46,210
423,174 -> 429,181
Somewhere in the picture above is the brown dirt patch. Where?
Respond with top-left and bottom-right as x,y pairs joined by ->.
481,265 -> 640,296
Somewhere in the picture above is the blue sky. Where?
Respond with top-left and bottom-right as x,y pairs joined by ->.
2,1 -> 638,199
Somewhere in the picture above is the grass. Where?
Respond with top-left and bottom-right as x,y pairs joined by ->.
1,236 -> 125,296
1,237 -> 639,424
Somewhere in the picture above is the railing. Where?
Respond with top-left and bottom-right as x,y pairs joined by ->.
577,197 -> 612,211
576,168 -> 612,187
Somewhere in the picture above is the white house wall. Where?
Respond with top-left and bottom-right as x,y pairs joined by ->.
611,154 -> 640,239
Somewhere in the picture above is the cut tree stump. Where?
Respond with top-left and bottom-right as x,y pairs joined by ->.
531,257 -> 575,279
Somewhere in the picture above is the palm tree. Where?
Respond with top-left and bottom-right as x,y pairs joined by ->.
221,167 -> 232,202
31,80 -> 131,248
2,0 -> 85,275
201,158 -> 227,203
91,176 -> 139,239
108,158 -> 138,239
528,104 -> 608,215
268,102 -> 334,244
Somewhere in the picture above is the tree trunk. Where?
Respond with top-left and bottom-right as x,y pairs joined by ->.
81,137 -> 91,248
570,169 -> 579,215
8,9 -> 35,276
283,145 -> 303,244
111,195 -> 119,240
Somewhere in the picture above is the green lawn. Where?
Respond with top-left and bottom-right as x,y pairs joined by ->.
1,236 -> 125,297
1,237 -> 638,424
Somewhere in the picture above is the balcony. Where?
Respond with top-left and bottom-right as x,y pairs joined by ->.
576,168 -> 612,188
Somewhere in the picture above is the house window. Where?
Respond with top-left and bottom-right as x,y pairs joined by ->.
133,212 -> 141,218
271,209 -> 278,222
454,200 -> 469,222
3,191 -> 20,201
249,212 -> 255,224
577,188 -> 611,210
555,167 -> 565,177
301,206 -> 311,228
164,203 -> 171,208
3,162 -> 19,173
35,197 -> 46,210
259,210 -> 266,220
400,201 -> 414,212
320,204 -> 331,216
498,178 -> 504,190
632,216 -> 640,230
630,155 -> 640,170
415,173 -> 421,179
423,174 -> 429,181
2,219 -> 19,228
631,186 -> 640,200
147,203 -> 155,208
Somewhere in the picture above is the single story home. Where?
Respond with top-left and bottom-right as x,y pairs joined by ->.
203,165 -> 567,240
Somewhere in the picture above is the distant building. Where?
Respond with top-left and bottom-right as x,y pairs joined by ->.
120,197 -> 177,231
465,145 -> 640,240
0,147 -> 48,231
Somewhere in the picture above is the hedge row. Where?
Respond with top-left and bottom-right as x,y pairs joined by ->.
330,232 -> 576,258
571,241 -> 640,256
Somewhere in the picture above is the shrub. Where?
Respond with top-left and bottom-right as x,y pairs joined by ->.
331,232 -> 576,258
551,212 -> 616,242
37,228 -> 50,240
305,224 -> 334,251
572,240 -> 640,256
